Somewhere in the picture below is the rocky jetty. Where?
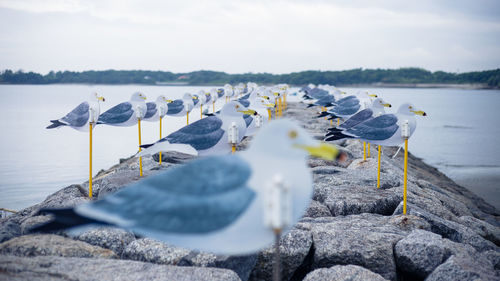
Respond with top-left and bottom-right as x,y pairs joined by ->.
1,102 -> 499,280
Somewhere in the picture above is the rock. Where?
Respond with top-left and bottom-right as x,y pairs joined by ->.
37,184 -> 90,210
122,238 -> 190,265
483,250 -> 500,270
0,255 -> 242,281
75,227 -> 136,257
324,185 -> 402,216
458,215 -> 500,246
179,251 -> 257,281
299,214 -> 406,281
304,200 -> 332,218
0,219 -> 21,243
20,215 -> 52,234
394,203 -> 498,252
303,264 -> 388,281
0,234 -> 117,259
426,251 -> 498,281
152,151 -> 196,164
249,228 -> 313,281
394,229 -> 448,278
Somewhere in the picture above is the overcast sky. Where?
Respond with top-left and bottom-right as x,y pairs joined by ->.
1,0 -> 499,74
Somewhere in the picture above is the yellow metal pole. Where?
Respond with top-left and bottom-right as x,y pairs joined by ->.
363,142 -> 367,161
337,118 -> 340,126
138,119 -> 143,177
278,98 -> 283,117
367,143 -> 371,157
377,145 -> 381,188
267,108 -> 272,121
275,99 -> 279,117
403,139 -> 408,214
232,144 -> 236,154
213,101 -> 215,113
159,117 -> 162,166
186,111 -> 189,125
323,107 -> 327,120
89,123 -> 93,198
283,94 -> 287,109
330,119 -> 333,126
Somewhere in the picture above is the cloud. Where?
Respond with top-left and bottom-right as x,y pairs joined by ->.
0,0 -> 499,73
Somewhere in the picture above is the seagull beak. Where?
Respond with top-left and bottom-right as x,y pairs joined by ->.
411,110 -> 427,116
238,109 -> 257,115
294,143 -> 343,161
142,96 -> 147,100
166,99 -> 173,103
273,92 -> 280,97
98,96 -> 105,102
382,103 -> 391,107
262,96 -> 270,100
368,93 -> 378,98
193,96 -> 198,100
265,103 -> 275,108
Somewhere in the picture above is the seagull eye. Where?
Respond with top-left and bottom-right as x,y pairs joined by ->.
288,130 -> 298,139
409,106 -> 413,109
235,105 -> 240,109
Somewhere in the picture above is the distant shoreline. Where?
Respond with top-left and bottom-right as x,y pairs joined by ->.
0,82 -> 496,90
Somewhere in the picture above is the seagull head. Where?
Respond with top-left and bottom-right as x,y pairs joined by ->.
250,119 -> 345,161
373,98 -> 391,108
221,101 -> 257,116
91,92 -> 105,102
131,92 -> 147,101
398,103 -> 427,116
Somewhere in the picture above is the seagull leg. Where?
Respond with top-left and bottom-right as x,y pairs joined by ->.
367,143 -> 371,158
138,119 -> 143,177
187,111 -> 189,125
159,117 -> 162,166
268,108 -> 272,121
403,139 -> 408,214
275,99 -> 279,117
200,105 -> 203,119
377,145 -> 381,188
273,230 -> 281,281
89,123 -> 93,198
213,101 -> 215,113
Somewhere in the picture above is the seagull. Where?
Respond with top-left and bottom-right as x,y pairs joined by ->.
97,92 -> 147,127
46,92 -> 105,198
164,93 -> 195,117
138,101 -> 256,157
46,93 -> 105,131
32,119 -> 343,255
325,98 -> 391,135
143,96 -> 169,122
324,103 -> 427,146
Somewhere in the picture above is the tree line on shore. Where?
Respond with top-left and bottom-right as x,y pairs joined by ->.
1,67 -> 499,88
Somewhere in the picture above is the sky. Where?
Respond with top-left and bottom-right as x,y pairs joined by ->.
1,0 -> 499,74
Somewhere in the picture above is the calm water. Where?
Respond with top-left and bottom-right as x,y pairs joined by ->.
0,85 -> 499,211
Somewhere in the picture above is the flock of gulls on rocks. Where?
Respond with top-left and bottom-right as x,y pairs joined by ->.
40,82 -> 426,280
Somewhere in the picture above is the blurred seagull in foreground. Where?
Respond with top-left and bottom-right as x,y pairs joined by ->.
46,93 -> 105,131
32,119 -> 343,255
138,101 -> 256,157
97,92 -> 147,126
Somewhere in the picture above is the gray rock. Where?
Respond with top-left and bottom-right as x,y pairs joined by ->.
303,264 -> 388,281
122,238 -> 190,265
36,184 -> 90,210
0,255 -> 242,281
394,203 -> 498,252
249,228 -> 313,281
300,214 -> 405,281
75,227 -> 136,257
483,250 -> 500,270
426,251 -> 498,281
394,229 -> 447,278
179,251 -> 257,281
0,219 -> 21,243
458,215 -> 500,246
324,185 -> 402,216
20,215 -> 52,234
304,200 -> 332,218
0,234 -> 117,258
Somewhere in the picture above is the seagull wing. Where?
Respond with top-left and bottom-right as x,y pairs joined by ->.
166,100 -> 184,115
243,114 -> 253,128
77,155 -> 255,234
144,102 -> 157,119
344,114 -> 399,140
163,116 -> 225,150
331,104 -> 361,116
339,108 -> 373,130
59,102 -> 90,127
97,102 -> 133,124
